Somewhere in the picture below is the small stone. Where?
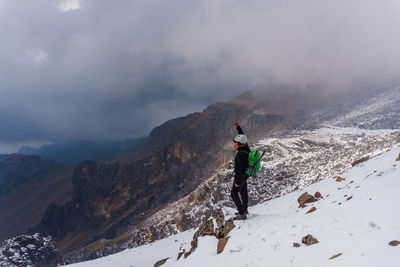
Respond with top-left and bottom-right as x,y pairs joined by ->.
217,236 -> 230,254
314,192 -> 322,198
389,240 -> 400,246
293,242 -> 301,247
346,196 -> 353,201
154,257 -> 169,267
306,207 -> 317,214
329,253 -> 343,259
350,180 -> 354,184
336,177 -> 345,182
396,153 -> 400,161
301,234 -> 319,246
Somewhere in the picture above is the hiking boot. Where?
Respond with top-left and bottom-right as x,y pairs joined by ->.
235,210 -> 248,215
233,214 -> 247,220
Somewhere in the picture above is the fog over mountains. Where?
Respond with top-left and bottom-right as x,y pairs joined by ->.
2,0 -> 400,153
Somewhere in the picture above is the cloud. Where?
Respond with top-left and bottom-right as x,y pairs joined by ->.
58,0 -> 82,12
1,0 -> 400,151
25,49 -> 49,66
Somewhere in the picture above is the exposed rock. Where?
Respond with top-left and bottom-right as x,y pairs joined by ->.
0,233 -> 62,267
154,257 -> 169,267
297,192 -> 317,208
352,156 -> 370,167
293,242 -> 301,247
185,209 -> 235,258
346,196 -> 353,201
329,253 -> 343,259
336,177 -> 345,182
183,251 -> 191,259
301,234 -> 319,246
217,237 -> 230,254
305,207 -> 317,214
396,153 -> 400,161
177,251 -> 185,261
389,240 -> 400,246
314,191 -> 322,199
198,219 -> 215,237
221,220 -> 235,238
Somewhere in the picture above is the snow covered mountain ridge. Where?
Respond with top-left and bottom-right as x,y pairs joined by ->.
69,145 -> 400,267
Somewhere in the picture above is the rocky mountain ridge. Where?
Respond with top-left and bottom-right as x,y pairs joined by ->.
56,86 -> 400,263
0,154 -> 73,242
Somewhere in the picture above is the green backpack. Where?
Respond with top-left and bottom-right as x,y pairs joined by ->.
246,150 -> 265,176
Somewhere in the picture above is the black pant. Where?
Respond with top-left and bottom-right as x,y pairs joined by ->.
231,181 -> 248,214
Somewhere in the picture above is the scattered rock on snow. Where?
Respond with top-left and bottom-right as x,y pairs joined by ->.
301,234 -> 319,246
217,237 -> 230,254
336,177 -> 345,182
154,257 -> 169,267
329,253 -> 343,259
346,196 -> 353,201
297,192 -> 317,208
305,207 -> 317,214
389,240 -> 400,246
314,191 -> 322,199
293,243 -> 301,247
396,153 -> 400,161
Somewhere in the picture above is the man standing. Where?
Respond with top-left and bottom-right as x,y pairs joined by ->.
231,122 -> 250,220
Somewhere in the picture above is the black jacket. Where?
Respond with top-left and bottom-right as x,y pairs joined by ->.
234,126 -> 250,185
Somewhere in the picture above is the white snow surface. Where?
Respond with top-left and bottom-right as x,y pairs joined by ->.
68,146 -> 400,267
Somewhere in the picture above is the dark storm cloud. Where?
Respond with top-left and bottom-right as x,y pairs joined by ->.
1,0 -> 400,152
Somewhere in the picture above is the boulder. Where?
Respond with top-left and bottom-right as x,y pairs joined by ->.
396,153 -> 400,161
293,242 -> 301,247
217,237 -> 230,254
297,192 -> 317,208
154,257 -> 169,267
389,240 -> 400,246
301,234 -> 319,246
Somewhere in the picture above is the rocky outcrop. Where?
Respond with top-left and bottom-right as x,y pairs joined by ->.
389,240 -> 400,246
0,233 -> 62,267
184,209 -> 235,258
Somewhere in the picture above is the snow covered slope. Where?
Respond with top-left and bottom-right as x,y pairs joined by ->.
68,146 -> 400,267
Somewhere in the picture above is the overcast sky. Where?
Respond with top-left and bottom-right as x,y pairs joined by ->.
1,0 -> 400,153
